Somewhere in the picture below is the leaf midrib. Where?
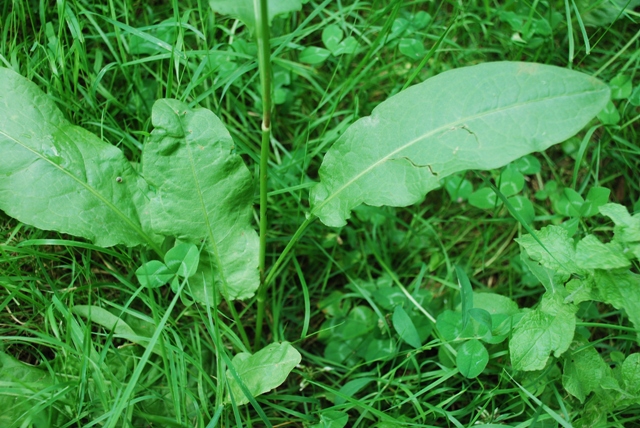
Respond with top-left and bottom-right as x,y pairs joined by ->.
311,86 -> 607,215
179,113 -> 232,299
1,129 -> 157,250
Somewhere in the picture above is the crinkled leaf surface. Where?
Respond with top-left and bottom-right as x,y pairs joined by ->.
595,270 -> 640,344
0,67 -> 156,248
575,235 -> 629,269
310,62 -> 610,227
600,203 -> 640,259
563,340 -> 611,403
516,225 -> 584,281
622,353 -> 640,395
509,293 -> 576,371
142,99 -> 259,302
209,0 -> 302,32
225,342 -> 301,405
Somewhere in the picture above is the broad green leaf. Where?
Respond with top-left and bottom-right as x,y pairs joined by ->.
509,293 -> 576,371
363,337 -> 396,362
562,340 -> 611,403
398,38 -> 425,59
225,342 -> 301,406
459,309 -> 492,342
209,0 -> 302,32
443,174 -> 473,201
310,62 -> 610,227
457,339 -> 489,378
565,278 -> 598,305
575,235 -> 629,270
473,292 -> 519,316
142,99 -> 259,302
72,305 -> 162,355
0,67 -> 156,248
609,74 -> 632,99
582,186 -> 610,217
554,187 -> 584,217
392,305 -> 422,348
135,260 -> 175,288
469,308 -> 493,332
411,11 -> 432,29
622,353 -> 640,395
508,195 -> 535,224
469,187 -> 501,209
333,36 -> 359,56
322,24 -> 343,53
520,254 -> 559,293
630,86 -> 640,106
511,154 -> 541,174
436,310 -> 463,341
599,203 -> 640,259
390,18 -> 411,39
299,47 -> 331,64
339,306 -> 376,340
516,225 -> 583,280
595,270 -> 640,343
597,100 -> 620,125
0,351 -> 54,426
499,168 -> 525,197
600,203 -> 640,238
372,285 -> 408,310
164,242 -> 200,277
324,337 -> 363,365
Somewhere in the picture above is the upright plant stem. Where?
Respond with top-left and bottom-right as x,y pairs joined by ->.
254,0 -> 272,351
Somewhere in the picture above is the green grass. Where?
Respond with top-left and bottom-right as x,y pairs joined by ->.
1,0 -> 640,426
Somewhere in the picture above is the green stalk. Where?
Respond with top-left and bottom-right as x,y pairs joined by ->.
254,0 -> 272,351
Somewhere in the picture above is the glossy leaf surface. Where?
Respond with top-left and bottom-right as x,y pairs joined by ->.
310,62 -> 610,227
142,99 -> 259,302
0,67 -> 155,247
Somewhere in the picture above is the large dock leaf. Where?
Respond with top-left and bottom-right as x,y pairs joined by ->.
142,99 -> 259,302
0,68 -> 155,247
310,62 -> 610,227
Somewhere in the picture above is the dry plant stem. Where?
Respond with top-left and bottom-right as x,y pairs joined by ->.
254,0 -> 272,351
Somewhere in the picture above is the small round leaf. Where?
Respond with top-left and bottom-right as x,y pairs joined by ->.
456,339 -> 489,378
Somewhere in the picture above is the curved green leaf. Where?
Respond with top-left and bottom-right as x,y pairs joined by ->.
225,342 -> 301,406
392,305 -> 422,348
509,293 -> 576,371
310,62 -> 610,227
71,305 -> 162,356
457,339 -> 489,378
0,68 -> 156,248
142,99 -> 259,302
